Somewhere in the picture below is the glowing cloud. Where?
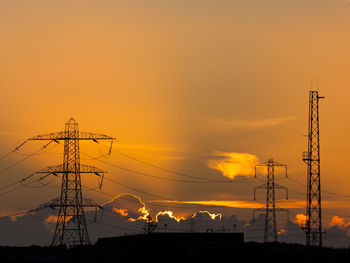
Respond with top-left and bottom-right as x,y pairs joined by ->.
156,211 -> 185,222
206,152 -> 259,179
329,216 -> 350,228
136,206 -> 151,222
153,200 -> 263,209
113,208 -> 128,217
278,229 -> 286,235
293,214 -> 307,227
104,193 -> 188,223
193,211 -> 222,221
44,215 -> 72,224
102,193 -> 151,222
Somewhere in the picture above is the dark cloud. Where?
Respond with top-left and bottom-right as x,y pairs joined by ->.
0,195 -> 350,248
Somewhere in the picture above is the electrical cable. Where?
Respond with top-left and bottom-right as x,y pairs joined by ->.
0,173 -> 51,196
97,142 -> 255,183
81,151 -> 256,184
0,203 -> 49,220
288,177 -> 350,198
0,140 -> 53,175
0,140 -> 27,162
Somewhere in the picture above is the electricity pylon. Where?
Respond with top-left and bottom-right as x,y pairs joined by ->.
302,91 -> 325,247
29,118 -> 115,247
253,158 -> 289,242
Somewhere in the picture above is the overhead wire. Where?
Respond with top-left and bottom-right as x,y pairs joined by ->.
20,175 -> 57,189
0,140 -> 28,162
0,173 -> 36,192
0,140 -> 57,193
97,142 -> 254,183
103,177 -> 175,200
288,176 -> 350,198
81,151 -> 256,184
0,140 -> 58,196
0,203 -> 50,220
52,139 -> 268,186
13,142 -> 59,156
0,139 -> 342,225
0,173 -> 52,196
0,140 -> 53,175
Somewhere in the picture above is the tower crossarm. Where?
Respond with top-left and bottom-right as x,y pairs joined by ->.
36,164 -> 106,175
28,131 -> 115,141
28,131 -> 65,141
77,131 -> 115,141
49,197 -> 101,208
36,164 -> 106,189
256,161 -> 287,167
255,159 -> 288,178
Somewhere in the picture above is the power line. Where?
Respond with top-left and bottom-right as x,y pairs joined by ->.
50,137 -> 269,185
110,147 -> 235,183
97,141 -> 258,184
0,203 -> 50,220
0,140 -> 53,175
288,177 -> 350,198
0,140 -> 27,162
81,151 -> 256,184
103,177 -> 174,200
0,173 -> 52,196
13,141 -> 59,156
0,173 -> 36,192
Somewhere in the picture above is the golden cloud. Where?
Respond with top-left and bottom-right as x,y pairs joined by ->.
206,151 -> 259,179
293,213 -> 307,227
329,216 -> 350,228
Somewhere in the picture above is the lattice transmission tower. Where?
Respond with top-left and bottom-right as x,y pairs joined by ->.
28,118 -> 115,247
253,158 -> 289,242
302,91 -> 325,247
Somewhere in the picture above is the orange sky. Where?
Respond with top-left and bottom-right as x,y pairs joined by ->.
0,0 -> 350,225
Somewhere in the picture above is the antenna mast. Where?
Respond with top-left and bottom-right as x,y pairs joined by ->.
302,91 -> 325,247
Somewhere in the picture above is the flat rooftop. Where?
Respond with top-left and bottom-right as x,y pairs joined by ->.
96,232 -> 244,246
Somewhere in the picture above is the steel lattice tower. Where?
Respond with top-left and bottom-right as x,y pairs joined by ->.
29,118 -> 114,247
302,91 -> 325,247
253,159 -> 289,242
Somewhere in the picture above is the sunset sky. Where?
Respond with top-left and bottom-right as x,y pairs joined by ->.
1,0 -> 350,243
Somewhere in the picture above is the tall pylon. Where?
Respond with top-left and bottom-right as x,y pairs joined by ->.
29,118 -> 115,247
302,91 -> 325,247
253,158 -> 289,242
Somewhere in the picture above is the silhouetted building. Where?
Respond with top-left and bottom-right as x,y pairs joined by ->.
95,232 -> 244,262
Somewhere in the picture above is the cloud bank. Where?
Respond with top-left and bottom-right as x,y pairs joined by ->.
0,194 -> 349,248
